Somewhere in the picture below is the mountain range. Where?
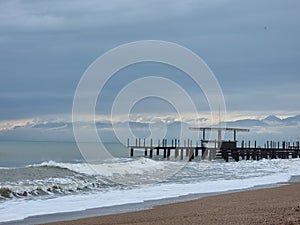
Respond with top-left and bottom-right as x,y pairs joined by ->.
225,114 -> 300,127
5,114 -> 300,132
1,114 -> 299,142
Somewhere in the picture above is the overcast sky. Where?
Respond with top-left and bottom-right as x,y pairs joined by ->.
0,0 -> 300,122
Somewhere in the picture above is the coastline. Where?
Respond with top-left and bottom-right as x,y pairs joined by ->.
42,181 -> 300,225
4,176 -> 300,225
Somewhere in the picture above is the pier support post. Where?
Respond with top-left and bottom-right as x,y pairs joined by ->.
175,148 -> 179,158
189,149 -> 194,161
208,150 -> 212,161
285,151 -> 288,159
163,139 -> 167,158
252,150 -> 257,160
222,150 -> 229,162
262,150 -> 267,159
163,149 -> 167,158
277,151 -> 281,159
240,150 -> 245,160
271,150 -> 276,159
211,149 -> 216,160
167,148 -> 171,159
202,147 -> 208,160
130,148 -> 134,157
186,148 -> 189,157
232,150 -> 239,162
246,149 -> 250,160
292,150 -> 297,158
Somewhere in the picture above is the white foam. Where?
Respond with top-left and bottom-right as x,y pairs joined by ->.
36,158 -> 183,177
33,158 -> 300,179
1,158 -> 300,222
0,173 -> 292,222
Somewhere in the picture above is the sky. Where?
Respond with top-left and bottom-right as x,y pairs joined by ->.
0,0 -> 299,141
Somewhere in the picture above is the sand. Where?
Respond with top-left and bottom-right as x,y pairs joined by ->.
41,183 -> 300,225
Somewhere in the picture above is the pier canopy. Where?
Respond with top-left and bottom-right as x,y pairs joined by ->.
189,127 -> 250,141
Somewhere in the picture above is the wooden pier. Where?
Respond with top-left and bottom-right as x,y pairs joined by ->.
127,127 -> 300,162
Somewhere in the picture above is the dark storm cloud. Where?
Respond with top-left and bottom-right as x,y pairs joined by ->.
0,0 -> 299,120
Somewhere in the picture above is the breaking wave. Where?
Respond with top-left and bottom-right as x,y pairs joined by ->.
1,158 -> 300,201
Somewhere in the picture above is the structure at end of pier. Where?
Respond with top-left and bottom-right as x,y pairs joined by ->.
189,126 -> 249,148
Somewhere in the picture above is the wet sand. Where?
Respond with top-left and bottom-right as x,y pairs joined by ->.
41,182 -> 300,225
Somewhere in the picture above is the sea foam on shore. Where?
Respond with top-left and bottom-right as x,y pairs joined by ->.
1,158 -> 300,223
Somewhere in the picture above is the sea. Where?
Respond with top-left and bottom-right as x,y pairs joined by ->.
0,141 -> 300,224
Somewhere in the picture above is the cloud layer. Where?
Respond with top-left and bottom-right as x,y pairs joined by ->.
0,0 -> 299,125
1,113 -> 300,146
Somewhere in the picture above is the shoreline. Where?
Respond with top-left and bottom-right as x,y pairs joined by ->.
3,176 -> 300,225
42,181 -> 300,225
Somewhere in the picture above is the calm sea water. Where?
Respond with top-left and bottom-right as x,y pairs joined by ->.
0,141 -> 130,167
0,141 -> 300,223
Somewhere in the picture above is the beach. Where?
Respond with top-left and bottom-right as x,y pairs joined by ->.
2,142 -> 299,224
41,182 -> 300,225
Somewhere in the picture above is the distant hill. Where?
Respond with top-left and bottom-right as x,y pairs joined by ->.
224,114 -> 300,128
282,114 -> 300,125
262,115 -> 283,125
225,119 -> 266,127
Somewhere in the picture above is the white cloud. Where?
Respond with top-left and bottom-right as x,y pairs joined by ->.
0,118 -> 34,131
1,111 -> 300,143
